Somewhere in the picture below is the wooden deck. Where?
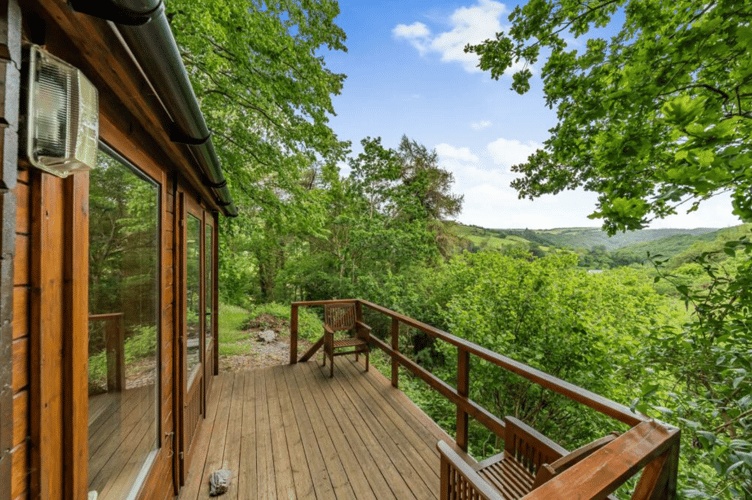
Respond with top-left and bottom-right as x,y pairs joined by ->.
178,359 -> 455,500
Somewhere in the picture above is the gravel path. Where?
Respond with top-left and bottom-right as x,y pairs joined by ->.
218,331 -> 315,372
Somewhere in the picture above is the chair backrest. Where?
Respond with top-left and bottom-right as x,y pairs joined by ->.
324,303 -> 356,332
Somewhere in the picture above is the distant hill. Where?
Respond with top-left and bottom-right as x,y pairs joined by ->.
453,223 -> 744,259
501,227 -> 719,251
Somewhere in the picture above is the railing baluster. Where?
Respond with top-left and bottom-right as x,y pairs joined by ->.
391,317 -> 399,388
290,304 -> 299,364
457,346 -> 470,452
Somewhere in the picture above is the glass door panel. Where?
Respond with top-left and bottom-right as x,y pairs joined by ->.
88,146 -> 159,500
185,214 -> 201,383
205,224 -> 213,376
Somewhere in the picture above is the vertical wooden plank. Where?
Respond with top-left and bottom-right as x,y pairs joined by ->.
456,347 -> 470,452
169,173 -> 180,494
211,212 -> 218,376
62,172 -> 88,500
0,1 -> 20,497
289,304 -> 298,364
391,317 -> 399,388
30,172 -> 65,500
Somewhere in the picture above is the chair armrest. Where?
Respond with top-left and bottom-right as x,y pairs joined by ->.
522,421 -> 678,500
531,432 -> 620,489
323,324 -> 335,347
438,441 -> 503,500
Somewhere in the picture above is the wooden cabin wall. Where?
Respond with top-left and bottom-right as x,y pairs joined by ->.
3,2 -> 223,498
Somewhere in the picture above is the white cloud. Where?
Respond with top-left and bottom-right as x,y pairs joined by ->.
392,22 -> 431,55
471,120 -> 492,130
436,143 -> 479,163
487,137 -> 541,170
648,192 -> 742,229
393,1 -> 512,73
435,140 -> 602,229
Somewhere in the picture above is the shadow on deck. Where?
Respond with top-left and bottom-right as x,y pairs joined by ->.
178,359 -> 450,500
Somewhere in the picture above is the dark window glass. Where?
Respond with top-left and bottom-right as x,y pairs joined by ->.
205,224 -> 212,349
186,214 -> 201,381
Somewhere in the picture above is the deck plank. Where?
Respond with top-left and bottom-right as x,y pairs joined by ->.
266,367 -> 297,499
196,373 -> 235,500
291,363 -> 356,499
335,360 -> 437,499
299,361 -> 378,500
273,366 -> 316,499
324,360 -> 421,499
255,367 -> 277,499
179,372 -> 226,500
281,364 -> 337,500
179,362 -> 442,500
237,371 -> 257,500
221,373 -> 244,499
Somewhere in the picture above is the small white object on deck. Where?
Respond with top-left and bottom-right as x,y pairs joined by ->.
209,469 -> 232,496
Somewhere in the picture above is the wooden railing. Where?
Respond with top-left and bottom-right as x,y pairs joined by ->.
289,299 -> 680,499
89,313 -> 125,392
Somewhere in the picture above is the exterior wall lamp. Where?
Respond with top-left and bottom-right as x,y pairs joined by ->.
23,45 -> 98,177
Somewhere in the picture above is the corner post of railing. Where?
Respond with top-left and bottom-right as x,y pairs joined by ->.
290,303 -> 299,364
665,433 -> 681,500
391,317 -> 400,388
456,346 -> 470,452
104,314 -> 125,392
355,299 -> 363,323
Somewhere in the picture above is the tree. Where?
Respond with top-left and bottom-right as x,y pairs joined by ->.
349,136 -> 463,222
466,0 -> 752,232
467,2 -> 752,496
166,0 -> 350,304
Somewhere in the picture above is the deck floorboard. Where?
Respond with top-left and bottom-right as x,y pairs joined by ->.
178,360 -> 447,500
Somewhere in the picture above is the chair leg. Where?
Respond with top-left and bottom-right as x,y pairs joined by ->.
365,350 -> 369,372
329,352 -> 334,378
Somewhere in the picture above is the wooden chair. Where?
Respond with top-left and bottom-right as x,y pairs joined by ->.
322,303 -> 371,378
439,416 -> 622,500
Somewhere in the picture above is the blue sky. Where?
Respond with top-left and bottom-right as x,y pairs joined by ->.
324,0 -> 741,230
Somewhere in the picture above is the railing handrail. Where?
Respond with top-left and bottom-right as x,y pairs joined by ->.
89,312 -> 125,321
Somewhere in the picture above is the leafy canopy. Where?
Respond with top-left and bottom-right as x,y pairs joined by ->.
467,0 -> 752,232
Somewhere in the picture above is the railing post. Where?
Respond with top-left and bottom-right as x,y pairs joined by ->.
105,315 -> 125,392
391,317 -> 399,388
290,304 -> 299,364
457,346 -> 470,452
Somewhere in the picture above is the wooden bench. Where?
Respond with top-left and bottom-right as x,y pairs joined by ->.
438,418 -> 679,500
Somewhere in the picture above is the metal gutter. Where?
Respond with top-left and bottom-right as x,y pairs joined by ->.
70,0 -> 238,217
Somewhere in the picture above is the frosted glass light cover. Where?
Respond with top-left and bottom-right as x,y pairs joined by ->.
26,46 -> 98,177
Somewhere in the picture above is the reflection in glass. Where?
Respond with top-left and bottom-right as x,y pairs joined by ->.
186,214 -> 201,381
205,224 -> 213,349
88,147 -> 159,500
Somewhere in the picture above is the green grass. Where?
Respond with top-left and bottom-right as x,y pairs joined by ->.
216,301 -> 324,358
218,303 -> 250,356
